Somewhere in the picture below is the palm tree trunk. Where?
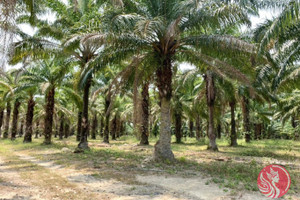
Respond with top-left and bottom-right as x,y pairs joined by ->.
154,97 -> 174,160
230,101 -> 238,146
205,71 -> 218,151
154,59 -> 175,161
196,115 -> 201,141
217,124 -> 221,139
242,96 -> 251,143
99,116 -> 104,137
91,114 -> 97,139
76,111 -> 82,141
111,115 -> 117,140
35,120 -> 40,138
116,117 -> 121,138
54,121 -> 58,138
78,77 -> 91,150
0,109 -> 4,138
70,126 -> 75,136
140,82 -> 149,145
3,101 -> 11,139
43,87 -> 55,145
103,95 -> 110,143
87,122 -> 90,137
254,123 -> 258,140
19,120 -> 24,137
258,123 -> 262,139
254,123 -> 262,140
59,115 -> 64,140
133,67 -> 142,138
24,96 -> 35,143
291,115 -> 297,128
175,112 -> 182,143
189,119 -> 194,138
64,123 -> 69,138
11,100 -> 21,140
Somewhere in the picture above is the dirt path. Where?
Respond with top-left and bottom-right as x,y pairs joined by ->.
0,149 -> 269,200
0,151 -> 193,200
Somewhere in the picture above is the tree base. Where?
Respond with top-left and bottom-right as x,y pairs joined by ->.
153,141 -> 175,162
42,141 -> 52,145
103,139 -> 109,144
230,142 -> 238,147
207,146 -> 219,151
139,140 -> 149,145
74,142 -> 90,153
78,141 -> 89,149
74,147 -> 90,153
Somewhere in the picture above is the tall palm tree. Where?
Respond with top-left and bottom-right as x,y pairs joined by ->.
93,0 -> 256,160
22,59 -> 69,144
64,34 -> 105,151
24,94 -> 35,142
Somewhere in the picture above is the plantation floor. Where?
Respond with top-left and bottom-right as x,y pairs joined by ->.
0,136 -> 299,200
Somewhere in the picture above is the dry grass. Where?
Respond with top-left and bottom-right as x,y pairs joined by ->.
0,135 -> 299,199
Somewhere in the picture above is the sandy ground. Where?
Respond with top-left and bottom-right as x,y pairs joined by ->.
0,148 -> 271,200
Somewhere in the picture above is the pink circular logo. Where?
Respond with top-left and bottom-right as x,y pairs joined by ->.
257,165 -> 291,198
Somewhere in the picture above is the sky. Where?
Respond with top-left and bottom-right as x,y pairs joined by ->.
8,3 -> 279,71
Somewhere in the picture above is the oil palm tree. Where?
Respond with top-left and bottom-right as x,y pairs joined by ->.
13,74 -> 40,142
216,79 -> 239,146
254,1 -> 300,94
63,34 -> 106,151
22,59 -> 69,144
61,86 -> 83,141
0,103 -> 4,138
92,0 -> 257,160
0,76 -> 14,139
0,69 -> 26,140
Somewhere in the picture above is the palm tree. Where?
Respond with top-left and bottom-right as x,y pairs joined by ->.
10,74 -> 39,142
0,104 -> 4,138
0,70 -> 25,140
95,0 -> 257,160
11,97 -> 21,140
22,59 -> 69,144
172,71 -> 188,143
204,71 -> 218,150
64,34 -> 105,151
254,1 -> 300,97
24,94 -> 35,142
217,79 -> 239,146
174,70 -> 205,143
3,102 -> 11,139
61,86 -> 83,141
0,0 -> 45,68
139,81 -> 150,145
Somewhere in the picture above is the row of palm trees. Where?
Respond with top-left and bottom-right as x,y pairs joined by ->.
0,0 -> 299,161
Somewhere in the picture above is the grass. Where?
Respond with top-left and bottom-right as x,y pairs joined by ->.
0,135 -> 299,199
